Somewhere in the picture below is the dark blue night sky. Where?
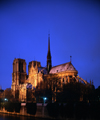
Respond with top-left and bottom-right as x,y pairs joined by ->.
0,0 -> 100,90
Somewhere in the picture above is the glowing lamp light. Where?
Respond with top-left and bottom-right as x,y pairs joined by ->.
43,97 -> 47,104
4,98 -> 8,101
44,97 -> 47,100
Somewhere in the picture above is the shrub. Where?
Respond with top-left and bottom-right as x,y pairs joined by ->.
4,102 -> 14,112
14,102 -> 21,113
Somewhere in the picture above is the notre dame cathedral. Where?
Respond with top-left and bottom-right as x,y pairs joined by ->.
11,34 -> 92,102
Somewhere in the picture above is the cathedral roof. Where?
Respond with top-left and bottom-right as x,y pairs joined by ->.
38,67 -> 48,74
49,62 -> 77,74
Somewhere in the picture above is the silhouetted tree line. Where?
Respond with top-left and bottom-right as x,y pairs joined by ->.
0,82 -> 100,103
29,81 -> 100,103
35,81 -> 53,103
35,88 -> 52,103
56,82 -> 95,102
45,82 -> 100,119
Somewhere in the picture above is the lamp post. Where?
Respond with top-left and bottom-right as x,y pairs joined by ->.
42,97 -> 47,116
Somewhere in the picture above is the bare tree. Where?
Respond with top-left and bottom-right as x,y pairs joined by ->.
4,88 -> 14,102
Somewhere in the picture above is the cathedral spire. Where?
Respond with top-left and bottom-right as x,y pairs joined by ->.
47,34 -> 52,73
47,34 -> 51,58
48,34 -> 50,50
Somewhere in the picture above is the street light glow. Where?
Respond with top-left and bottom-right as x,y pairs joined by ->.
44,97 -> 47,100
43,97 -> 47,104
4,98 -> 8,101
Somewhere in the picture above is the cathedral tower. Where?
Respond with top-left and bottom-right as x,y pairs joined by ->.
47,34 -> 52,72
11,58 -> 27,91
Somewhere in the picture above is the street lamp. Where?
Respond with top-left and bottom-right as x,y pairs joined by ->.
4,98 -> 8,102
43,97 -> 47,104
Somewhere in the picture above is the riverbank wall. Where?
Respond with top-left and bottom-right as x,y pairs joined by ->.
0,102 -> 100,120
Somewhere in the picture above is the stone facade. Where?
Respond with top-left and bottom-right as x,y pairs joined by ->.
12,59 -> 27,91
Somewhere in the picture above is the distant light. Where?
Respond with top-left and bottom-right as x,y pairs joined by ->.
43,97 -> 47,100
4,98 -> 8,101
43,97 -> 47,104
44,97 -> 47,100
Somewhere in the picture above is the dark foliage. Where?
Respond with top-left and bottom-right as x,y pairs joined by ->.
4,102 -> 15,112
75,102 -> 89,119
0,102 -> 2,109
57,82 -> 95,102
64,102 -> 74,118
14,102 -> 21,113
59,103 -> 64,118
89,102 -> 100,119
0,102 -> 21,113
59,102 -> 74,118
46,102 -> 59,118
26,103 -> 37,115
35,88 -> 52,103
47,102 -> 100,119
4,88 -> 14,102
